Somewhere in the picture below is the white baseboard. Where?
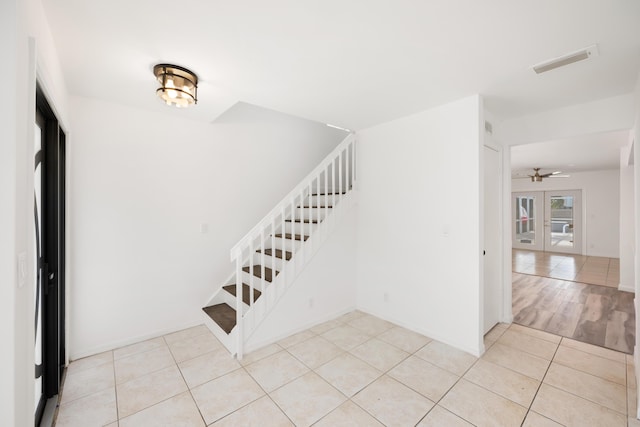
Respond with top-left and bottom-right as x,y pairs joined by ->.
356,306 -> 483,357
618,284 -> 635,293
243,306 -> 356,354
68,320 -> 203,361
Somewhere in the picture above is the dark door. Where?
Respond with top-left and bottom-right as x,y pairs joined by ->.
34,86 -> 66,425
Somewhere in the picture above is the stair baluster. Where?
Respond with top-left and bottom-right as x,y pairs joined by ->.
202,134 -> 356,358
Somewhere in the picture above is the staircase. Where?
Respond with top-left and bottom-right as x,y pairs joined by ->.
201,134 -> 356,358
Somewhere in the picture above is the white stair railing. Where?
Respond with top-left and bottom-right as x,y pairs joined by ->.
230,133 -> 356,359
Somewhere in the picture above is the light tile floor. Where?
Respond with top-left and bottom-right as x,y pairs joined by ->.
55,312 -> 639,427
513,249 -> 620,288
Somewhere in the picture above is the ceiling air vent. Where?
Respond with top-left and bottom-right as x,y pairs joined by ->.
532,44 -> 599,74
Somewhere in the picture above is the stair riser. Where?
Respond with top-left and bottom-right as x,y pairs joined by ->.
293,208 -> 329,221
262,237 -> 302,252
201,312 -> 235,352
220,288 -> 249,313
249,252 -> 286,271
241,271 -> 272,289
306,194 -> 341,206
283,222 -> 318,235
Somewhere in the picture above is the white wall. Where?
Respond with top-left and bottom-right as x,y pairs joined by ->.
69,97 -> 346,358
355,95 -> 483,356
498,94 -> 636,146
632,74 -> 640,419
2,0 -> 70,424
511,169 -> 620,258
1,1 -> 19,422
245,203 -> 358,351
620,143 -> 635,292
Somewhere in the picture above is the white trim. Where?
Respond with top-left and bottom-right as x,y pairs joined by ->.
619,284 -> 635,293
67,320 -> 203,361
358,307 -> 483,357
242,307 -> 355,354
501,145 -> 513,324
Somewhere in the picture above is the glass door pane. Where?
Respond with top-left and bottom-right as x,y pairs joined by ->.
544,190 -> 582,254
512,192 -> 543,251
549,195 -> 574,248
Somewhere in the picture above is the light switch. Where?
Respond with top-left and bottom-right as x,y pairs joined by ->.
18,252 -> 27,288
200,223 -> 209,234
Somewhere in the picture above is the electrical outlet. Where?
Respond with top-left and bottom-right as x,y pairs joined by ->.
308,298 -> 314,308
383,292 -> 389,302
200,223 -> 209,234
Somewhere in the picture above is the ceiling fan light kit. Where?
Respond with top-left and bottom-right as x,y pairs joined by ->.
515,168 -> 569,182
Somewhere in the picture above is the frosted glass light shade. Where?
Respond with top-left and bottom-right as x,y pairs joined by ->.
153,64 -> 198,108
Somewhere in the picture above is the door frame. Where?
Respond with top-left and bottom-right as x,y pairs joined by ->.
34,84 -> 66,425
483,143 -> 503,334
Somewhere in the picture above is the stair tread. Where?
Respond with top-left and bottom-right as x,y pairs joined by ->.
300,205 -> 333,208
242,265 -> 279,282
202,303 -> 236,334
285,219 -> 319,224
274,233 -> 309,241
257,248 -> 293,260
223,283 -> 261,305
311,192 -> 346,196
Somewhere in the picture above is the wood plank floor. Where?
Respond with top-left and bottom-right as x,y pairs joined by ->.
512,272 -> 635,353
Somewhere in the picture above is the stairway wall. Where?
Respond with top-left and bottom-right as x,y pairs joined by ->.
355,95 -> 484,356
68,97 -> 347,359
244,200 -> 358,352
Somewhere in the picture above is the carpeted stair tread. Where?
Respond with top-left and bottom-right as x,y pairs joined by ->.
243,265 -> 278,282
223,283 -> 261,305
274,233 -> 309,241
202,303 -> 236,334
257,248 -> 293,260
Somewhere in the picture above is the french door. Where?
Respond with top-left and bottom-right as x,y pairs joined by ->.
512,190 -> 582,254
34,86 -> 66,425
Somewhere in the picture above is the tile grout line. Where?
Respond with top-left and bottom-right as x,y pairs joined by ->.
518,336 -> 563,427
162,335 -> 209,427
237,361 -> 299,427
230,315 -> 358,425
111,349 -> 119,425
113,335 -> 201,424
409,336 -> 489,426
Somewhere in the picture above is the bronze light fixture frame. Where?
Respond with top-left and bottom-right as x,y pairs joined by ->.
153,64 -> 198,108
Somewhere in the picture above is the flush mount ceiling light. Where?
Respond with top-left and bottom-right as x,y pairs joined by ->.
532,44 -> 599,74
153,64 -> 198,108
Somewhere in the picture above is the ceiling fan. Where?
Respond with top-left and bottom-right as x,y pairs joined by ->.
517,168 -> 570,182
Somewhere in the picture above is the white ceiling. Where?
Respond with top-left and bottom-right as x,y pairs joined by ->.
511,130 -> 631,177
42,0 -> 640,131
